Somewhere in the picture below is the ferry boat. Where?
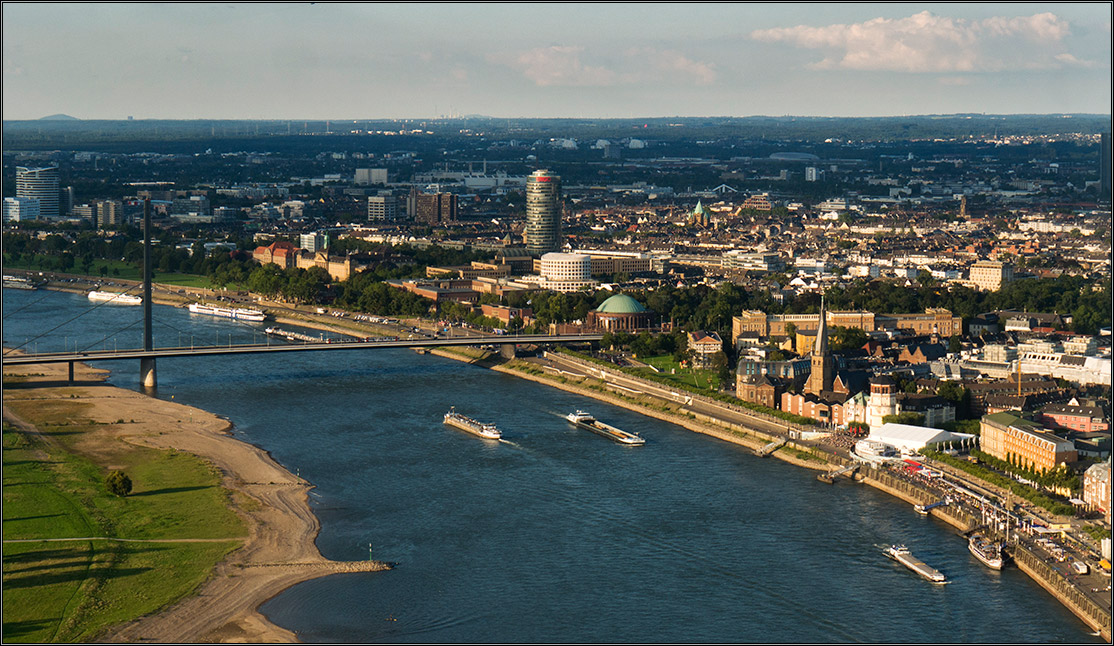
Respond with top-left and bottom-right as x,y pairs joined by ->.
188,302 -> 266,322
88,290 -> 142,305
566,410 -> 645,446
968,533 -> 1006,570
885,544 -> 947,583
443,408 -> 501,440
3,275 -> 37,290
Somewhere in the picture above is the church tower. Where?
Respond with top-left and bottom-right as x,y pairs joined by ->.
806,297 -> 836,395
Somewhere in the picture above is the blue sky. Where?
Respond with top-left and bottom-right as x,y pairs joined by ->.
2,2 -> 1111,120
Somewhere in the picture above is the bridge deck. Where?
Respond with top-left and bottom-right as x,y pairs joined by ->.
2,334 -> 603,365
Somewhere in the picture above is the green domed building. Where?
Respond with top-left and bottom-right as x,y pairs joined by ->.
587,293 -> 654,331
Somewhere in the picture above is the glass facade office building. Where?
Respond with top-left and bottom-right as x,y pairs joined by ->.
16,166 -> 60,220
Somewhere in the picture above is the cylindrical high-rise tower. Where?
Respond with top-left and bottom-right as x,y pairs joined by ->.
525,170 -> 561,255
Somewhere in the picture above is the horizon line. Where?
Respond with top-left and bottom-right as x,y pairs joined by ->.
6,112 -> 1113,123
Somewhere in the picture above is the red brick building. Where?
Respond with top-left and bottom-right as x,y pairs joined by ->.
253,241 -> 299,269
1039,400 -> 1109,434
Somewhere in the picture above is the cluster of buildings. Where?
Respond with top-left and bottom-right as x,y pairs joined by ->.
728,298 -> 1111,519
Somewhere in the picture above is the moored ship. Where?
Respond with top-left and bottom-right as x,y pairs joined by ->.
443,408 -> 502,439
3,275 -> 37,290
188,302 -> 266,322
885,544 -> 947,583
566,410 -> 645,446
88,290 -> 142,305
854,439 -> 898,465
968,533 -> 1006,570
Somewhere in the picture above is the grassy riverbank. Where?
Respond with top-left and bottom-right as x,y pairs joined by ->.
1,396 -> 244,642
2,356 -> 390,643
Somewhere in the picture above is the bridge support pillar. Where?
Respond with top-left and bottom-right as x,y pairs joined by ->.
68,361 -> 74,383
500,343 -> 516,359
140,357 -> 157,390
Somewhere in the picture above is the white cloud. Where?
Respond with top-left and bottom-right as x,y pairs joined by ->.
750,11 -> 1091,73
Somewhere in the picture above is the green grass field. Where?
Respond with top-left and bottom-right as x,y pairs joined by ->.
635,355 -> 722,390
4,256 -> 234,289
2,400 -> 245,642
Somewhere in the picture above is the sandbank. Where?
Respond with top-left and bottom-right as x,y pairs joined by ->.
2,355 -> 389,643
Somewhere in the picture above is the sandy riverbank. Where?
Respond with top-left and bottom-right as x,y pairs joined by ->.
2,356 -> 389,643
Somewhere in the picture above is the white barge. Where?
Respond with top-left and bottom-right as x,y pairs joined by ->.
885,544 -> 947,583
188,302 -> 266,322
443,408 -> 502,440
88,290 -> 142,305
566,410 -> 645,446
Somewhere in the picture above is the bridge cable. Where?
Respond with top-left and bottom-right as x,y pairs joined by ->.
75,319 -> 145,354
3,283 -> 146,356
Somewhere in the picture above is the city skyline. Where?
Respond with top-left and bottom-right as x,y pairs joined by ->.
2,2 -> 1111,121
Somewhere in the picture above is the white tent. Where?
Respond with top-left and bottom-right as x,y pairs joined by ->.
868,423 -> 975,454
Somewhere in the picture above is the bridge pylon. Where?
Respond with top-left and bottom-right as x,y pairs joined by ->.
141,198 -> 156,390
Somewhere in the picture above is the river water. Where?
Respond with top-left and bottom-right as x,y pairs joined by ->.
2,288 -> 1103,643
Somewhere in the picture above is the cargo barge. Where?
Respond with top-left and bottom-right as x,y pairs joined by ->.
885,544 -> 947,583
443,408 -> 502,440
566,410 -> 645,446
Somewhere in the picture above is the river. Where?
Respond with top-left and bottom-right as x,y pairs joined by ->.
2,288 -> 1102,643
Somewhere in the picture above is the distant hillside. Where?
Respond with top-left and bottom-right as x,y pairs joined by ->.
1,114 -> 1109,152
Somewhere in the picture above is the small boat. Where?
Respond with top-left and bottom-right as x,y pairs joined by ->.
443,408 -> 501,440
566,410 -> 645,446
968,533 -> 1006,570
88,290 -> 142,305
885,544 -> 947,583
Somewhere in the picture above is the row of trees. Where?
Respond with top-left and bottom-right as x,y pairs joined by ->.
971,449 -> 1082,492
812,275 -> 1110,334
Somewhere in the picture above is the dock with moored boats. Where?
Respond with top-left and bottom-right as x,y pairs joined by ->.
818,463 -> 859,483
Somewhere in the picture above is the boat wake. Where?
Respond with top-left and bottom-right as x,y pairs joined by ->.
497,438 -> 529,452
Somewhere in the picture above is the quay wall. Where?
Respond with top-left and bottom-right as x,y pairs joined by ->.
857,466 -> 978,532
1013,544 -> 1112,640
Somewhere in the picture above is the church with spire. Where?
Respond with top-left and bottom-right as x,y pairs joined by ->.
780,296 -> 868,426
688,200 -> 710,228
806,297 -> 836,395
775,295 -> 956,430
